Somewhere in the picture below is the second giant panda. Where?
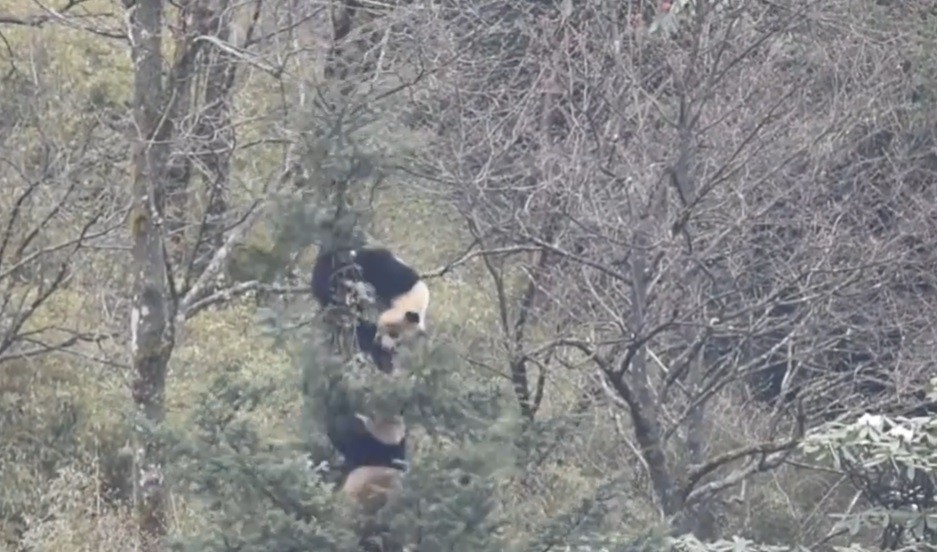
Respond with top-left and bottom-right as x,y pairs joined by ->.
311,246 -> 429,372
327,411 -> 407,515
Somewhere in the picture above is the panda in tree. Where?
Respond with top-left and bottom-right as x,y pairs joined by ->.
311,246 -> 430,373
326,406 -> 407,515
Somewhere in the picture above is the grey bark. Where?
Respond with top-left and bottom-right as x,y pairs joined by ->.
128,1 -> 176,548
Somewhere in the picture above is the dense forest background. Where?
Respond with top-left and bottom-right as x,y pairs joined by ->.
1,0 -> 937,551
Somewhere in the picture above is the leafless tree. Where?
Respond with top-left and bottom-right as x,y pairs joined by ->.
409,0 -> 937,538
0,147 -> 124,366
121,0 -> 317,545
0,0 -> 312,546
0,0 -> 132,366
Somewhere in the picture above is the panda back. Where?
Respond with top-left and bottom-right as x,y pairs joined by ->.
311,248 -> 360,308
354,248 -> 421,305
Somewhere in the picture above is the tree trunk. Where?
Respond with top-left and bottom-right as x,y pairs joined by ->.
618,219 -> 679,516
128,1 -> 176,549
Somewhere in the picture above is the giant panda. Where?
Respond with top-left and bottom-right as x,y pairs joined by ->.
327,411 -> 407,515
348,247 -> 429,353
311,246 -> 429,372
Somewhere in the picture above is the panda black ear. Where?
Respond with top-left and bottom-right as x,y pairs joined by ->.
404,311 -> 420,324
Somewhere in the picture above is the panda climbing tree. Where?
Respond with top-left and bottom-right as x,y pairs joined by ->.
311,245 -> 430,374
325,380 -> 409,538
327,409 -> 407,513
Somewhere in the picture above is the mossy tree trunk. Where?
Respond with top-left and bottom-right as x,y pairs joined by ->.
127,1 -> 176,549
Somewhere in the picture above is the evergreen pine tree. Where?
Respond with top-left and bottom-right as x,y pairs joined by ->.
166,103 -> 522,548
167,304 -> 521,551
